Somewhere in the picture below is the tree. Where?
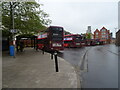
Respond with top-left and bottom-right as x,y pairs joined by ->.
2,2 -> 51,37
86,33 -> 92,39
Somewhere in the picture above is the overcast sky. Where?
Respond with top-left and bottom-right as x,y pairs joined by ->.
36,0 -> 119,37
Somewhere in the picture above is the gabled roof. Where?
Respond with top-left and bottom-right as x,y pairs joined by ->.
100,27 -> 107,31
101,27 -> 106,29
94,29 -> 99,32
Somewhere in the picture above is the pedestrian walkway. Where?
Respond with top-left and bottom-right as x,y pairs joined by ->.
2,48 -> 79,88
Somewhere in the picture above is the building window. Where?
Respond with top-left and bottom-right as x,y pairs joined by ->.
102,35 -> 105,38
106,35 -> 108,39
96,32 -> 98,35
102,29 -> 106,31
101,38 -> 106,40
102,32 -> 106,34
96,36 -> 98,38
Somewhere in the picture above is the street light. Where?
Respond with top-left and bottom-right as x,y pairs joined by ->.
9,2 -> 18,57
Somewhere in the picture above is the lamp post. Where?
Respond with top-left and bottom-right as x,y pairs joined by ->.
9,2 -> 18,57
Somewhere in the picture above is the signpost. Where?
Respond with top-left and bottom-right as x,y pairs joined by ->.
9,2 -> 19,57
10,29 -> 18,57
10,29 -> 18,33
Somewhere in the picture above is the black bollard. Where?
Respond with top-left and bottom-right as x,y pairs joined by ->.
51,53 -> 53,59
51,51 -> 54,60
42,49 -> 44,54
42,46 -> 45,54
54,51 -> 59,72
36,45 -> 38,51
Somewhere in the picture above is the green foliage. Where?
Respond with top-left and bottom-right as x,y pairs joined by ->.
2,2 -> 51,37
2,29 -> 12,37
17,33 -> 34,38
86,33 -> 92,39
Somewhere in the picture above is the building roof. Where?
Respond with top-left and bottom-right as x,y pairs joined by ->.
94,29 -> 100,32
100,27 -> 107,31
116,29 -> 120,34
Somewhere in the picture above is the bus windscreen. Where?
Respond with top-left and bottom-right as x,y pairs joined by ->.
51,27 -> 63,41
74,36 -> 81,42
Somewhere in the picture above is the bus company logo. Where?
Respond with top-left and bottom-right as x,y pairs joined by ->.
64,38 -> 73,41
38,33 -> 47,39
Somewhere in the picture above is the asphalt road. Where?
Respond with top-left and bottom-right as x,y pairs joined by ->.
58,47 -> 90,66
58,44 -> 118,88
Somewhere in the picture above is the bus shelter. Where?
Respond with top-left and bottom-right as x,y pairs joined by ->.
16,35 -> 37,52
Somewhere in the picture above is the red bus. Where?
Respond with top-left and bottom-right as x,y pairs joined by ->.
64,34 -> 82,48
80,35 -> 86,46
94,39 -> 104,45
85,39 -> 96,46
36,26 -> 64,51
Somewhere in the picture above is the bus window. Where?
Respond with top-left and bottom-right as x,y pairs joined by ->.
52,37 -> 63,41
64,41 -> 73,43
75,37 -> 81,42
51,27 -> 63,41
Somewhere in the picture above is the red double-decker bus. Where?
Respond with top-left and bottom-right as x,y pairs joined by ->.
85,39 -> 96,46
36,26 -> 64,51
64,34 -> 82,48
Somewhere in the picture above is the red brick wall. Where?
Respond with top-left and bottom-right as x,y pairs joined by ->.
94,27 -> 111,44
94,29 -> 100,39
116,30 -> 120,46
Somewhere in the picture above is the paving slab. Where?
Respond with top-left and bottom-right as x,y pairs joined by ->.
2,48 -> 79,88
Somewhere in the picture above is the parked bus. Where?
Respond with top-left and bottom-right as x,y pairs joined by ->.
36,26 -> 64,51
94,39 -> 104,45
80,35 -> 86,46
64,34 -> 82,48
85,39 -> 104,46
85,39 -> 96,46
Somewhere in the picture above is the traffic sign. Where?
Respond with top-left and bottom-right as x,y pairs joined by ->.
10,29 -> 18,33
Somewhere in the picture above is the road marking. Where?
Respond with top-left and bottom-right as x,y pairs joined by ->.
79,47 -> 91,71
98,46 -> 118,56
106,49 -> 118,56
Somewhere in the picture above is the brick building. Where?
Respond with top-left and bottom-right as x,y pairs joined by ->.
94,29 -> 100,39
94,27 -> 111,44
116,29 -> 120,46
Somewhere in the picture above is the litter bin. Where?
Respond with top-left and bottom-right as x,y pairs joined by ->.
9,45 -> 14,56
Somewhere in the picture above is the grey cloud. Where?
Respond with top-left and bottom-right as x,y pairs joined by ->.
40,2 -> 118,37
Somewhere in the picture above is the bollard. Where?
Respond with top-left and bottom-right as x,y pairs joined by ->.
51,53 -> 53,59
54,51 -> 59,72
51,51 -> 54,60
42,50 -> 44,54
42,46 -> 45,54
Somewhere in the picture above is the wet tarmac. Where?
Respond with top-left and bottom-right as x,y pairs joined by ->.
58,47 -> 89,66
58,44 -> 118,88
